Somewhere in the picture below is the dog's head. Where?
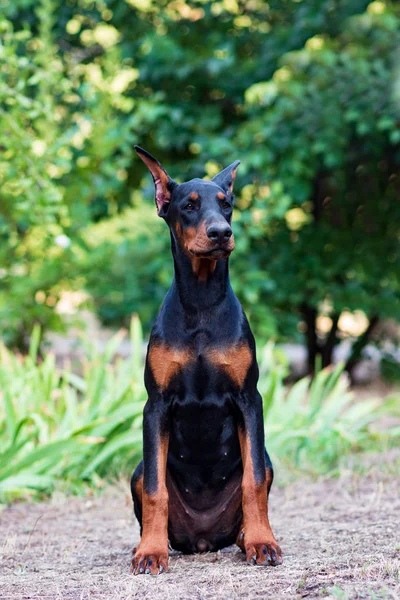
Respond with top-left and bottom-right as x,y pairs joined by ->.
135,146 -> 240,260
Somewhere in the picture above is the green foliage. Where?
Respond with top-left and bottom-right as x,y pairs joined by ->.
1,319 -> 398,502
234,4 -> 400,333
0,10 -> 68,346
82,203 -> 171,331
0,317 -> 145,501
260,343 -> 400,473
0,0 -> 136,347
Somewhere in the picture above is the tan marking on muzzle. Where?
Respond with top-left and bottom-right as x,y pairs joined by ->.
184,223 -> 211,255
176,222 -> 233,281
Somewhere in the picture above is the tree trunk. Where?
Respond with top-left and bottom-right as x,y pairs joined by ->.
302,307 -> 380,378
321,313 -> 340,368
302,305 -> 341,375
345,315 -> 379,380
301,303 -> 319,374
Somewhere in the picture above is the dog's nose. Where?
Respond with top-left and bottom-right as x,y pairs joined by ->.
206,223 -> 232,245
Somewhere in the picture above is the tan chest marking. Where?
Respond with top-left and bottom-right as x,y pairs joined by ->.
148,344 -> 193,390
208,343 -> 252,387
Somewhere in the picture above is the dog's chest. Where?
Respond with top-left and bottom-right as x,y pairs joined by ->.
147,335 -> 252,393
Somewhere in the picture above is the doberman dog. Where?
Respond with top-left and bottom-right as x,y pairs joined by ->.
130,146 -> 282,575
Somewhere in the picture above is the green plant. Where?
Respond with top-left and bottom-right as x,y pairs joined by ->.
0,1 -> 137,348
0,317 -> 145,502
235,3 -> 400,372
260,342 -> 400,474
327,586 -> 349,600
81,204 -> 171,332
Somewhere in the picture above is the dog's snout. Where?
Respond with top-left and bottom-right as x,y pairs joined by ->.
206,223 -> 232,245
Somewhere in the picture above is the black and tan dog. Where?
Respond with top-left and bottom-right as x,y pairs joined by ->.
130,146 -> 282,575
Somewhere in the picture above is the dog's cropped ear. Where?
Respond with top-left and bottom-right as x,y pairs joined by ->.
135,146 -> 177,217
212,160 -> 240,195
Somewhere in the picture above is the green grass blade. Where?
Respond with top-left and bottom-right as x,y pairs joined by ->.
29,324 -> 41,364
81,430 -> 142,478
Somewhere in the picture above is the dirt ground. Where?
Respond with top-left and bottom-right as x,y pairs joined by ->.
1,457 -> 399,600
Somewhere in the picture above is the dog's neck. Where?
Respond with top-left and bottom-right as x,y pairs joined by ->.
170,234 -> 231,312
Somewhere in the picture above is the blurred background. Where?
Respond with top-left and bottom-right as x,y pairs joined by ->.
1,0 -> 400,499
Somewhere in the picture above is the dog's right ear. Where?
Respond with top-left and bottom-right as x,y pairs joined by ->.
135,146 -> 177,217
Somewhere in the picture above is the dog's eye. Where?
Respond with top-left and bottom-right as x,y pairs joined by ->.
222,200 -> 231,210
184,202 -> 195,211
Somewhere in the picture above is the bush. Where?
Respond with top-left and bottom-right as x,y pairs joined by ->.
82,204 -> 171,332
0,318 -> 145,502
0,3 -> 136,348
260,344 -> 400,474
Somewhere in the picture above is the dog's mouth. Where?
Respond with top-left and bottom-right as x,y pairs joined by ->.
188,244 -> 234,260
187,236 -> 235,260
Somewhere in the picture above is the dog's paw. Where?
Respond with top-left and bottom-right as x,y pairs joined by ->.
246,540 -> 282,566
131,545 -> 169,575
237,531 -> 282,566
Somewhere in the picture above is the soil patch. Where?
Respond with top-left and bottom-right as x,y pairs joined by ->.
1,463 -> 399,600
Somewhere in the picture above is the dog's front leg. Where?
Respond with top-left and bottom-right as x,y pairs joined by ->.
132,398 -> 169,575
236,390 -> 282,567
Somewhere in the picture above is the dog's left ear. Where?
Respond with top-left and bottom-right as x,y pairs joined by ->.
212,160 -> 240,194
135,145 -> 177,217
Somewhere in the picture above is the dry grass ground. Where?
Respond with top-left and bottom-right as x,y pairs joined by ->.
1,454 -> 399,600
